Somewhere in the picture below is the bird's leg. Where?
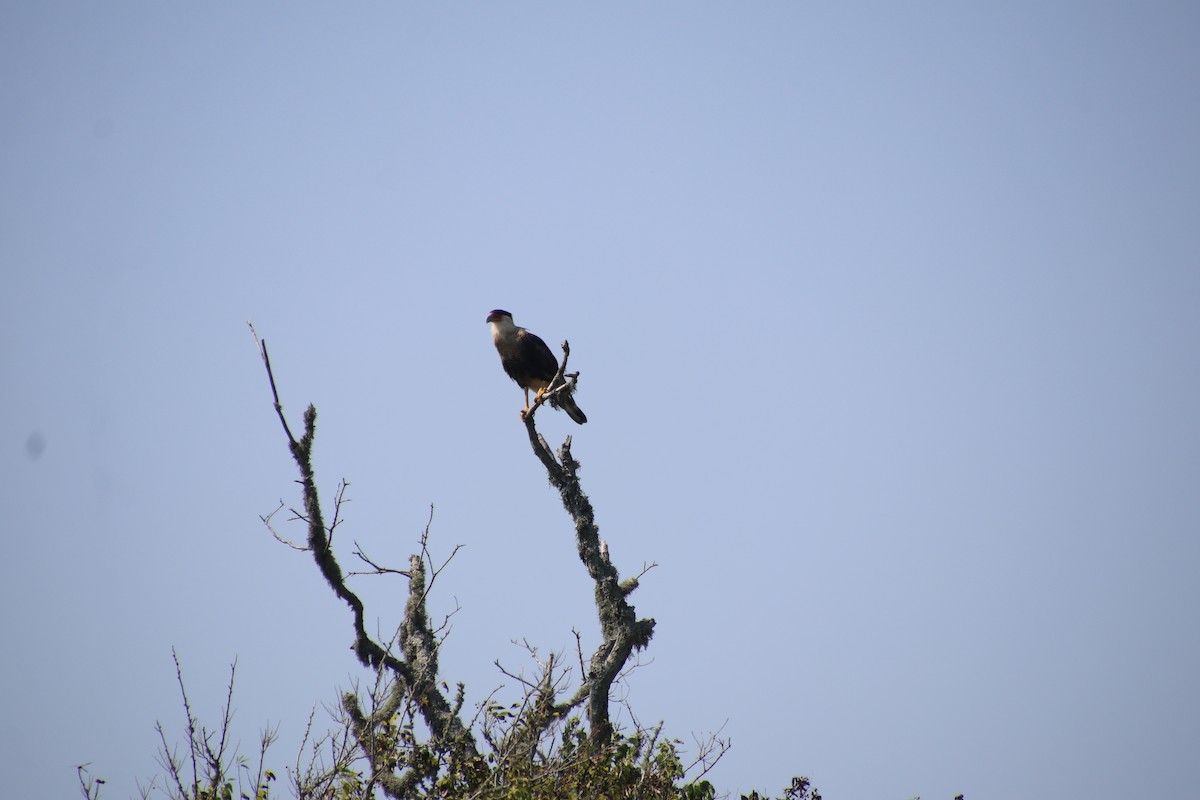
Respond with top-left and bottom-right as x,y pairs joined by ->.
523,388 -> 531,412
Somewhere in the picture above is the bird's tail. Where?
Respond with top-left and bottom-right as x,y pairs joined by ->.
558,393 -> 588,425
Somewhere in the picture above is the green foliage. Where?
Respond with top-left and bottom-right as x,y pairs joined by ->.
83,667 -> 727,800
741,775 -> 822,800
467,714 -> 702,800
77,656 -> 964,800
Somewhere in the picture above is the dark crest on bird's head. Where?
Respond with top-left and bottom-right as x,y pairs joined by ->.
486,309 -> 512,323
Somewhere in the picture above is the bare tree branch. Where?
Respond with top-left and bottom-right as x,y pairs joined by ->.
250,325 -> 481,796
520,343 -> 656,746
683,721 -> 732,783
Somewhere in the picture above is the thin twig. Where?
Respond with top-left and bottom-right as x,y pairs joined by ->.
249,323 -> 298,447
327,479 -> 351,546
261,500 -> 309,551
683,721 -> 732,782
572,629 -> 586,680
169,648 -> 201,796
350,542 -> 413,577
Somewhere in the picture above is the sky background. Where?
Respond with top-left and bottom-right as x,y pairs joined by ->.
2,3 -> 1198,799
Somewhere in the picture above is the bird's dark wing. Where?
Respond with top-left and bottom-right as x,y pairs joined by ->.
514,329 -> 560,387
497,327 -> 560,390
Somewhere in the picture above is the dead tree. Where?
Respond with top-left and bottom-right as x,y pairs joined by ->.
251,327 -> 656,796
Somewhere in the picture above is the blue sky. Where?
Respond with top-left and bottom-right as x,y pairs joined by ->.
2,3 -> 1198,799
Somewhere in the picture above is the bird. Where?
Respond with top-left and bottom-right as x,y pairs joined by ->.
486,309 -> 587,424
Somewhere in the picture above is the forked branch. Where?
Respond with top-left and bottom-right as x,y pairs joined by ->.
523,339 -> 582,424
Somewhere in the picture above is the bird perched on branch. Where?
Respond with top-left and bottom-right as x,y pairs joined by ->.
486,309 -> 587,424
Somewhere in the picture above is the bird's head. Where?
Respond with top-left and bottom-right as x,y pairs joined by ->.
486,309 -> 517,340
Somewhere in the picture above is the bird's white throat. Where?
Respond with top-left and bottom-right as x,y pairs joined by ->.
489,318 -> 518,343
